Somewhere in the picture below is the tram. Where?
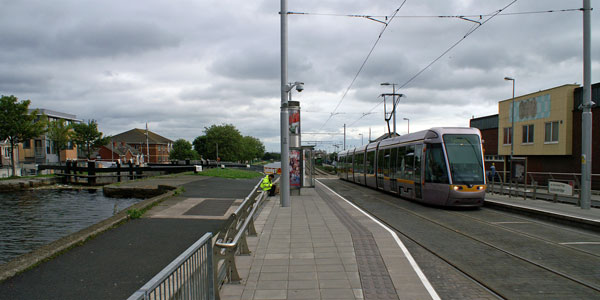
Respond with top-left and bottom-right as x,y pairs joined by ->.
337,127 -> 486,207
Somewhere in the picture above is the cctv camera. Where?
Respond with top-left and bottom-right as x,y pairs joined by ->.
295,82 -> 304,92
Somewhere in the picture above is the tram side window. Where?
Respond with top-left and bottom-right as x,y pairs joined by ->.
396,146 -> 406,179
355,153 -> 364,173
382,149 -> 390,177
405,145 -> 414,180
390,147 -> 397,179
414,145 -> 422,182
377,149 -> 384,177
425,143 -> 449,184
366,151 -> 375,175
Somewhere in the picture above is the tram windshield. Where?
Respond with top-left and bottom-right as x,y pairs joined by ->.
443,134 -> 484,185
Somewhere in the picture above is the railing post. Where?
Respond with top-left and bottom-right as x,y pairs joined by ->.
88,160 -> 96,186
129,160 -> 134,180
116,160 -> 121,182
207,234 -> 215,300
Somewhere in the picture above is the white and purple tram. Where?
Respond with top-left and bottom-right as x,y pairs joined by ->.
337,127 -> 486,207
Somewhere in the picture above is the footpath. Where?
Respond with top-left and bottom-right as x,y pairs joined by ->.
0,174 -> 260,300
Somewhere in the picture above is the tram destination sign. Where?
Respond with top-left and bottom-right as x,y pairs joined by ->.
548,181 -> 573,196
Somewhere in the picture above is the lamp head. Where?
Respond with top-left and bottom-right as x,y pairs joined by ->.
504,77 -> 514,81
381,82 -> 391,86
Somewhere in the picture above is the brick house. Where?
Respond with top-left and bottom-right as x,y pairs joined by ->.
97,142 -> 143,164
110,128 -> 173,164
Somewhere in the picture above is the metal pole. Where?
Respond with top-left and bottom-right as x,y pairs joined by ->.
343,124 -> 346,150
581,0 -> 592,209
392,84 -> 396,135
280,0 -> 290,207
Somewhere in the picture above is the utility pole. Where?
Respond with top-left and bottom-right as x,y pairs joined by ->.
280,0 -> 290,207
580,0 -> 592,209
343,124 -> 346,150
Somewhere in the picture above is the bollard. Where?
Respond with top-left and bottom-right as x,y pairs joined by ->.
532,181 -> 537,200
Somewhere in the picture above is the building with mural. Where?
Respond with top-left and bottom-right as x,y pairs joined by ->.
470,82 -> 600,187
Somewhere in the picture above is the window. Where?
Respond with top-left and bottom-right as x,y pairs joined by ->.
503,127 -> 512,145
522,124 -> 534,144
545,121 -> 559,143
23,140 -> 31,149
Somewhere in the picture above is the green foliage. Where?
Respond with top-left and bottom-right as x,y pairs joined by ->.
169,139 -> 199,160
47,119 -> 72,164
193,124 -> 265,162
196,168 -> 262,179
262,152 -> 281,161
0,95 -> 47,176
241,136 -> 265,162
126,208 -> 143,219
71,120 -> 111,159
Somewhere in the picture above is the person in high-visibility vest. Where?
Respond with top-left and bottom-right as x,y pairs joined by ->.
260,174 -> 276,196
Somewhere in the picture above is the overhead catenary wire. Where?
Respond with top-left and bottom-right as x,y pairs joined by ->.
317,0 -> 410,131
288,7 -> 584,20
346,0 -> 519,128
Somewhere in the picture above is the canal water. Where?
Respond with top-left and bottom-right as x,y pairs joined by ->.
0,189 -> 142,264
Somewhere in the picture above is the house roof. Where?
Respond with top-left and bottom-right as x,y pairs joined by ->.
103,142 -> 142,156
111,128 -> 173,144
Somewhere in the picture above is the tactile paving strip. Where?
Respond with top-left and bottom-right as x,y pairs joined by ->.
317,188 -> 400,300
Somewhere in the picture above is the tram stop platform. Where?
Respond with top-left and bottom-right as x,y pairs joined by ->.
218,181 -> 438,300
484,192 -> 600,232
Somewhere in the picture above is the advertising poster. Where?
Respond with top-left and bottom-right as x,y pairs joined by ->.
290,150 -> 301,187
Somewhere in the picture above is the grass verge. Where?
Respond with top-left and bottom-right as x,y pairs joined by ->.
193,168 -> 263,179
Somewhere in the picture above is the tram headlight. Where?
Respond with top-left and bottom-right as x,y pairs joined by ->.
452,185 -> 463,191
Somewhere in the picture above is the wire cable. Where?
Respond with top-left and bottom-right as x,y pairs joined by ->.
288,8 -> 583,20
317,0 -> 409,131
346,0 -> 519,128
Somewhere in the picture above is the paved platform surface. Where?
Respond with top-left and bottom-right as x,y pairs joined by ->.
485,192 -> 600,230
219,182 -> 437,300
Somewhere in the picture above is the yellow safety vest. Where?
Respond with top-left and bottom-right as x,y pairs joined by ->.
260,175 -> 272,191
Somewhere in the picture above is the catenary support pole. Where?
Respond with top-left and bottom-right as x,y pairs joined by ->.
580,0 -> 592,209
280,0 -> 290,207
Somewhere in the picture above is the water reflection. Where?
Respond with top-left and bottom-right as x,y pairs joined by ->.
0,189 -> 141,264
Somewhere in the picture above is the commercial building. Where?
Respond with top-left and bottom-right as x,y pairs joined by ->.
470,82 -> 600,187
19,109 -> 81,164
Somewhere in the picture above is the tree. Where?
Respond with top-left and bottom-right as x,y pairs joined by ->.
240,136 -> 265,162
0,95 -> 47,176
71,120 -> 111,159
46,119 -> 72,165
194,124 -> 243,161
262,152 -> 281,161
169,139 -> 199,160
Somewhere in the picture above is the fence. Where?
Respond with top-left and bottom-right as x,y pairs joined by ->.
487,171 -> 600,207
127,232 -> 215,300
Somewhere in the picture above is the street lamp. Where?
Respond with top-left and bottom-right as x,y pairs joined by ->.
504,76 -> 515,194
358,133 -> 363,145
403,118 -> 410,134
504,77 -> 515,159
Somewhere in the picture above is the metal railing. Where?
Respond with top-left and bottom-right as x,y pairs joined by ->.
213,179 -> 270,289
487,171 -> 600,207
127,232 -> 215,300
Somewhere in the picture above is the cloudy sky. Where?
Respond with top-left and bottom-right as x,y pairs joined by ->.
1,0 -> 598,152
